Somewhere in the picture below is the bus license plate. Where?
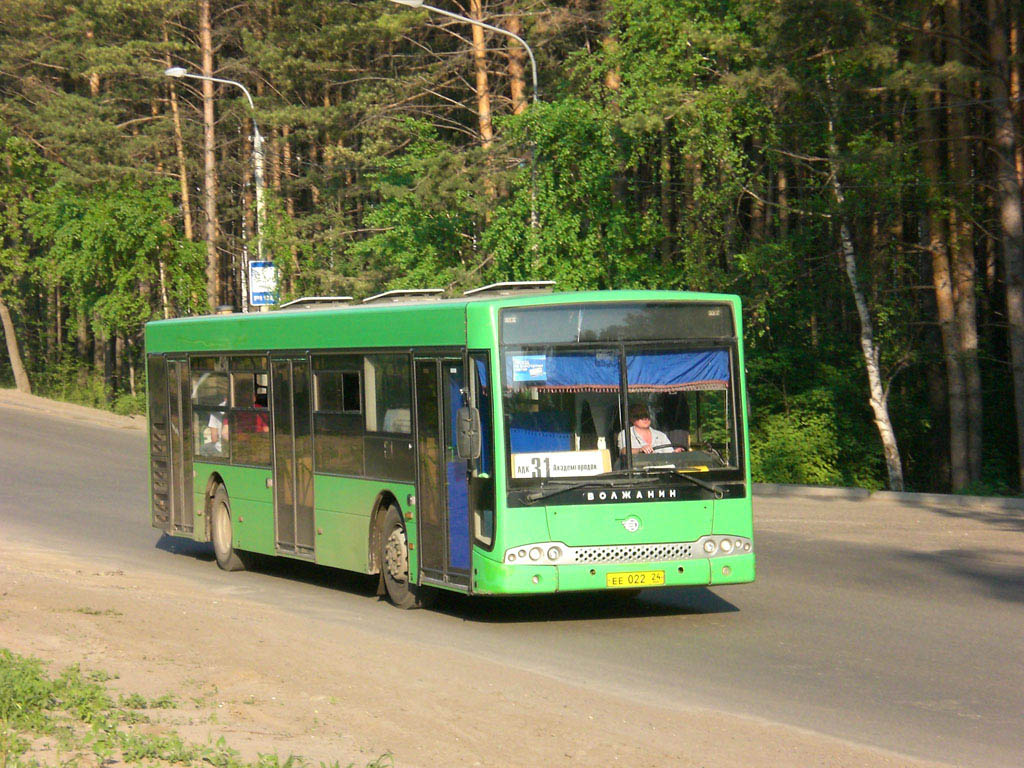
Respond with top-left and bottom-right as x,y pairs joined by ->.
606,570 -> 665,588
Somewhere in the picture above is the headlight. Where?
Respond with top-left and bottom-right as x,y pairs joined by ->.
703,539 -> 717,555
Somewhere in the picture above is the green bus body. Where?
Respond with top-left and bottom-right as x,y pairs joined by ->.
145,290 -> 754,604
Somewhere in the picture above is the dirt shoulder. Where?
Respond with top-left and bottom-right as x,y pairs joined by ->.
0,388 -> 144,431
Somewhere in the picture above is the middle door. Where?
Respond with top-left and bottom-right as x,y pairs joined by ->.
271,356 -> 315,557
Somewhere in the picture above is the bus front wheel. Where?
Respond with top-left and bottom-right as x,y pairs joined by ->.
211,485 -> 248,572
380,505 -> 433,609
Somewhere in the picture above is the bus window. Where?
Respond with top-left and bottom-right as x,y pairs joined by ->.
623,348 -> 736,469
503,348 -> 618,478
313,365 -> 364,475
231,370 -> 271,467
316,370 -> 361,413
192,369 -> 229,459
364,354 -> 411,434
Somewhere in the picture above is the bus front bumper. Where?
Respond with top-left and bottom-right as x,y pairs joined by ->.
471,551 -> 755,595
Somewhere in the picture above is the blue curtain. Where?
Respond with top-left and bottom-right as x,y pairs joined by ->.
506,349 -> 728,391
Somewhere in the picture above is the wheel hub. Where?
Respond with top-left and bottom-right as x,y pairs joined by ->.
214,503 -> 230,553
384,527 -> 409,582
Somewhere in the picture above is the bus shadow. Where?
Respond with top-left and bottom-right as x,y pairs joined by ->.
155,534 -> 215,561
155,535 -> 378,595
253,556 -> 380,598
433,586 -> 739,623
154,535 -> 739,617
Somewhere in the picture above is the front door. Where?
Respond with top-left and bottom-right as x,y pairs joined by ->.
414,357 -> 471,589
271,356 -> 315,557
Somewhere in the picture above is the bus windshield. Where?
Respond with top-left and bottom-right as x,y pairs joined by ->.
499,303 -> 742,491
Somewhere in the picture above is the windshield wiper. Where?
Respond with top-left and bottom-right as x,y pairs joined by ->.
637,465 -> 725,498
524,474 -> 658,503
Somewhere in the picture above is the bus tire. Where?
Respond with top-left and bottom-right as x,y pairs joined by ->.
380,505 -> 434,609
211,485 -> 247,572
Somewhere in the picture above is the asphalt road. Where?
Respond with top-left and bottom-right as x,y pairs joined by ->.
2,401 -> 1022,767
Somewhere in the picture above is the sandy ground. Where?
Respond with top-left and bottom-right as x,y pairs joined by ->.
0,390 -> 961,767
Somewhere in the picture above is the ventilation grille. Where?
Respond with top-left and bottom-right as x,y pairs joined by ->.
570,542 -> 695,565
151,458 -> 170,523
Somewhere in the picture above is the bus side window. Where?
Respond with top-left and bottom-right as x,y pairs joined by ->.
364,354 -> 412,434
313,366 -> 364,475
191,368 -> 230,459
231,370 -> 271,466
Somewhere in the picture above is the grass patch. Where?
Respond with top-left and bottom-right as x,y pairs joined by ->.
71,607 -> 123,618
0,648 -> 391,767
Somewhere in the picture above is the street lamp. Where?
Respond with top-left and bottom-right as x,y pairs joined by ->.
386,0 -> 540,232
164,66 -> 268,312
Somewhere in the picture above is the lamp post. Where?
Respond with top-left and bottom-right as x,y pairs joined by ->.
385,0 -> 539,232
164,67 -> 268,312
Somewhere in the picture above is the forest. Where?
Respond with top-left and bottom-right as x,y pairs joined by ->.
0,0 -> 1022,495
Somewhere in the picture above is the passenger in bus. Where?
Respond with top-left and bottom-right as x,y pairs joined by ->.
617,404 -> 682,455
202,408 -> 228,455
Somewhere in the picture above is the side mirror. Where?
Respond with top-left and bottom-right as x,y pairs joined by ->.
456,406 -> 481,460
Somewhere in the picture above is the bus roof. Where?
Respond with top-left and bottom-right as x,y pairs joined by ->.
145,289 -> 742,354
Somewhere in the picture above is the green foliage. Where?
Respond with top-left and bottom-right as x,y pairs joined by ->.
0,648 -> 393,768
485,100 -> 663,289
29,180 -> 204,337
750,407 -> 843,486
0,650 -> 53,730
112,391 -> 146,416
346,119 -> 490,292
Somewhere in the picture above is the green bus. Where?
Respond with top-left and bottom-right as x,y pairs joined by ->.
145,284 -> 754,608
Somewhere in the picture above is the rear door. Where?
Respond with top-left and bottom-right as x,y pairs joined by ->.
147,355 -> 193,533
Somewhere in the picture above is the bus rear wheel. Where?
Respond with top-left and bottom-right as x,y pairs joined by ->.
211,485 -> 248,572
380,505 -> 433,609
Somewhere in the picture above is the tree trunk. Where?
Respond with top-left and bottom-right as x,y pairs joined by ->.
200,0 -> 220,312
987,0 -> 1024,490
158,259 -> 170,319
1010,13 -> 1023,190
55,284 -> 62,360
946,0 -> 983,484
164,26 -> 194,242
46,288 -> 56,363
506,10 -> 527,115
776,163 -> 789,237
826,86 -> 905,491
75,311 -> 89,385
114,334 -> 124,395
0,295 -> 31,394
309,143 -> 320,206
85,28 -> 100,98
915,12 -> 968,491
93,324 -> 108,401
469,0 -> 494,150
660,133 -> 674,265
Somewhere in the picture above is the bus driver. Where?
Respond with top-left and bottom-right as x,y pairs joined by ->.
617,403 -> 683,455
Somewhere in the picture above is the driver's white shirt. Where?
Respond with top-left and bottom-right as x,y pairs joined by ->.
617,426 -> 674,453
